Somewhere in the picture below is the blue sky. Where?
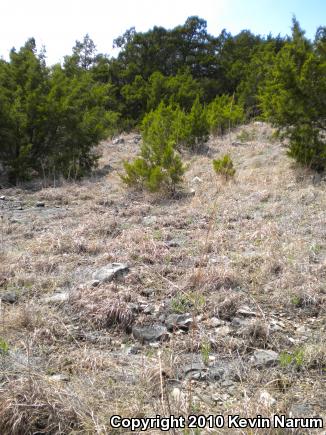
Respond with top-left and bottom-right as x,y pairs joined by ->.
0,0 -> 325,65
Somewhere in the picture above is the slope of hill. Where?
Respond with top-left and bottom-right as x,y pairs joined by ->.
0,123 -> 325,434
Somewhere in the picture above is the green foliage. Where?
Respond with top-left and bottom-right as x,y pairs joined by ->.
206,95 -> 244,135
121,97 -> 210,192
142,100 -> 208,150
0,39 -> 112,182
121,75 -> 148,124
213,154 -> 236,180
64,34 -> 97,74
2,18 -> 325,185
147,70 -> 202,112
237,38 -> 285,117
186,96 -> 209,147
171,294 -> 194,314
260,19 -> 326,171
171,292 -> 206,314
280,348 -> 305,369
0,338 -> 9,355
201,340 -> 211,366
121,103 -> 185,193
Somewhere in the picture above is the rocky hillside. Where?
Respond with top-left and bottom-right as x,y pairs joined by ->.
0,122 -> 325,434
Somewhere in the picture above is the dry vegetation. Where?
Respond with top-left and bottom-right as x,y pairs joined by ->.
0,122 -> 325,434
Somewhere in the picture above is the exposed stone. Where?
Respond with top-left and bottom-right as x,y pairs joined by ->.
43,292 -> 69,304
259,390 -> 276,407
290,403 -> 315,418
92,263 -> 129,283
212,393 -> 231,403
171,387 -> 186,404
221,379 -> 234,387
165,313 -> 193,331
251,349 -> 279,367
1,292 -> 18,304
210,317 -> 225,328
112,137 -> 125,145
6,350 -> 42,371
132,324 -> 168,343
50,373 -> 70,382
184,361 -> 207,380
141,288 -> 154,297
143,216 -> 157,226
126,345 -> 142,355
237,306 -> 256,317
143,305 -> 154,315
208,360 -> 240,383
133,135 -> 142,144
231,317 -> 251,328
214,325 -> 231,337
312,173 -> 323,185
165,239 -> 180,248
36,201 -> 45,207
191,176 -> 203,184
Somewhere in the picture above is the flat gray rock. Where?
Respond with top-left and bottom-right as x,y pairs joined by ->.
92,263 -> 129,283
290,403 -> 315,418
112,137 -> 125,145
183,361 -> 208,381
208,360 -> 241,382
251,349 -> 279,367
143,216 -> 157,226
237,306 -> 256,317
132,324 -> 168,343
1,292 -> 18,304
43,292 -> 69,304
166,313 -> 193,331
50,373 -> 70,382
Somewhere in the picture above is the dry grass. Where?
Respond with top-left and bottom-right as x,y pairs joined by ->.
0,123 -> 325,433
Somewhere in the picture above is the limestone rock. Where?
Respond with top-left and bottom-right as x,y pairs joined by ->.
251,349 -> 279,367
43,292 -> 69,304
1,292 -> 18,304
165,313 -> 193,331
132,324 -> 168,343
92,263 -> 129,283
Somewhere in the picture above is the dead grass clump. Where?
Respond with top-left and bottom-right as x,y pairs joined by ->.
243,319 -> 270,347
213,292 -> 242,321
302,344 -> 326,370
91,218 -> 121,238
188,268 -> 239,294
290,288 -> 325,314
0,377 -> 82,434
71,285 -> 134,330
2,304 -> 38,332
106,301 -> 134,329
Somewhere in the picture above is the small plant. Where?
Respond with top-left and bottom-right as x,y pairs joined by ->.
121,103 -> 185,193
291,294 -> 302,306
171,294 -> 193,314
213,154 -> 236,180
280,348 -> 305,369
201,340 -> 211,365
0,338 -> 9,355
171,292 -> 206,314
